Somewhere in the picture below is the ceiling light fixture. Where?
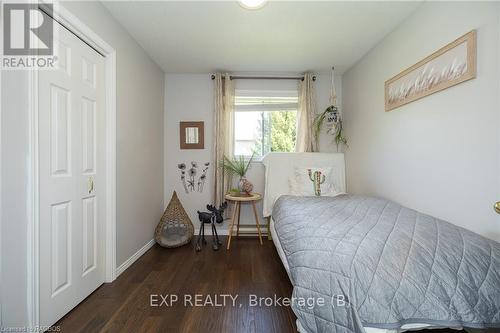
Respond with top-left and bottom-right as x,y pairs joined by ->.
239,0 -> 267,10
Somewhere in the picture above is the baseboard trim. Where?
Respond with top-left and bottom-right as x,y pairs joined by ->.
115,239 -> 155,277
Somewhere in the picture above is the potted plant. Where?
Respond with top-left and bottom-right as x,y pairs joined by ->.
313,67 -> 348,150
228,188 -> 241,196
222,153 -> 255,195
313,105 -> 348,149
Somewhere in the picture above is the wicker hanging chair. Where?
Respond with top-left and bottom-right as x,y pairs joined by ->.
155,191 -> 194,248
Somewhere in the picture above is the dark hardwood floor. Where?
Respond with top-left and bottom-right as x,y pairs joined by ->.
55,237 -> 468,333
55,236 -> 296,332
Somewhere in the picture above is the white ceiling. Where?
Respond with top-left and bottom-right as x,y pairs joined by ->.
102,1 -> 422,74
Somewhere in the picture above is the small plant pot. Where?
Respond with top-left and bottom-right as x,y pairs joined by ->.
229,189 -> 241,197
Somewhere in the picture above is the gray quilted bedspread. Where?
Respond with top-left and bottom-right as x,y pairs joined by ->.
272,195 -> 500,333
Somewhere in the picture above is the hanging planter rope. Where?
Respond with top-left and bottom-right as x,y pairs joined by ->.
313,67 -> 348,149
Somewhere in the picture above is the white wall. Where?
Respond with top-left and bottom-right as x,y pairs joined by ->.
61,0 -> 165,268
164,73 -> 341,231
164,74 -> 215,227
1,71 -> 32,326
343,2 -> 500,241
1,1 -> 165,326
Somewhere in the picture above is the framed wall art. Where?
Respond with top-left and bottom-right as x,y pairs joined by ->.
385,30 -> 476,112
180,121 -> 204,149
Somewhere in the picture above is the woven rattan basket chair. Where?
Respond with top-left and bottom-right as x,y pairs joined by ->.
155,191 -> 194,248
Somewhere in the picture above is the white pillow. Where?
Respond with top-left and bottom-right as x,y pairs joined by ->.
289,167 -> 338,196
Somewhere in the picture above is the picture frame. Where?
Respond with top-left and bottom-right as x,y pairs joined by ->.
180,121 -> 204,149
385,30 -> 476,112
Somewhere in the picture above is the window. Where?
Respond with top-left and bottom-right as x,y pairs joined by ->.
234,90 -> 298,157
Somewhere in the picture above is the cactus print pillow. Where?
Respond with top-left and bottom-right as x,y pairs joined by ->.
289,167 -> 338,197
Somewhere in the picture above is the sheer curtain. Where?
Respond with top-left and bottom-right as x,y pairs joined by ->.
213,73 -> 235,206
296,73 -> 318,152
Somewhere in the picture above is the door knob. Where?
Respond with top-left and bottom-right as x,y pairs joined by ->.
88,177 -> 94,194
495,202 -> 500,214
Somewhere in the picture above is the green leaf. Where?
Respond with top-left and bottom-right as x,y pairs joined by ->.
313,105 -> 348,149
221,152 -> 255,177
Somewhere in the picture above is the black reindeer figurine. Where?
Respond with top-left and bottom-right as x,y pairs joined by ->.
196,202 -> 227,251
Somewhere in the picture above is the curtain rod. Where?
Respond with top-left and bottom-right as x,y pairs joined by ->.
210,75 -> 317,81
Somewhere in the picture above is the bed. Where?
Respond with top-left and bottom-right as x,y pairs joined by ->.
262,153 -> 500,333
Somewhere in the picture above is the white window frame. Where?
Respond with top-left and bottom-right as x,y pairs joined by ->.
234,89 -> 298,160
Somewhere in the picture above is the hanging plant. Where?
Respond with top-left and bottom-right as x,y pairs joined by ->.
313,67 -> 348,149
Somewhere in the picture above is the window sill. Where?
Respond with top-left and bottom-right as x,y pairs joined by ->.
236,156 -> 264,163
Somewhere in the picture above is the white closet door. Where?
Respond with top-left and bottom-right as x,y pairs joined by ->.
39,19 -> 106,327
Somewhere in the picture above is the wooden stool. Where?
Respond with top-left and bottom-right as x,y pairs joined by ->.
225,193 -> 263,250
